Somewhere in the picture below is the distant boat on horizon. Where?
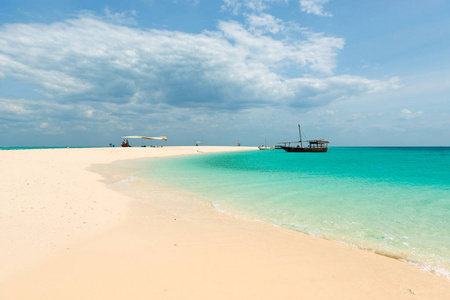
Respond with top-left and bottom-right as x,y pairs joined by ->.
258,139 -> 275,150
279,124 -> 329,153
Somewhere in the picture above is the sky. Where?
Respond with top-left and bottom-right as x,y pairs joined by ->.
0,0 -> 449,147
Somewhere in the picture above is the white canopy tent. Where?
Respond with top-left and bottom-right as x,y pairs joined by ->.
121,136 -> 167,141
121,136 -> 168,147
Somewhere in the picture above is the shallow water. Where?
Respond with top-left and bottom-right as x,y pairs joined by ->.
133,147 -> 450,278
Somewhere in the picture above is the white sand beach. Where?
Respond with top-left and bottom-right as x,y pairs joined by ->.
1,147 -> 449,299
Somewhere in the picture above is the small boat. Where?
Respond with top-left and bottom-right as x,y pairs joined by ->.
279,124 -> 329,153
258,139 -> 275,150
258,146 -> 275,150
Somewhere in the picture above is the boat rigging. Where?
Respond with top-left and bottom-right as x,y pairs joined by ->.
278,124 -> 329,152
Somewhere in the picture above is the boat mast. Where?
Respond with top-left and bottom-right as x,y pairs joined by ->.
298,124 -> 303,148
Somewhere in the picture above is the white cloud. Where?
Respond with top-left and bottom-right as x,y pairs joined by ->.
0,98 -> 32,115
221,0 -> 333,17
246,13 -> 285,34
399,109 -> 424,120
218,19 -> 344,74
0,15 -> 398,137
284,75 -> 399,107
103,7 -> 137,25
299,0 -> 332,17
221,0 -> 286,14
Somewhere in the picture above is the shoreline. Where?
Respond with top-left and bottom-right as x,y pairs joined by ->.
1,147 -> 449,299
108,154 -> 450,280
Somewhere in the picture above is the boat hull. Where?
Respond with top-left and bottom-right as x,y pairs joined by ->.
281,146 -> 328,152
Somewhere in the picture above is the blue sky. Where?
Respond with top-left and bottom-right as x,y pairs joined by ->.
0,0 -> 449,146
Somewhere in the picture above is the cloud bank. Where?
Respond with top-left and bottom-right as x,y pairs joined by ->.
0,12 -> 398,138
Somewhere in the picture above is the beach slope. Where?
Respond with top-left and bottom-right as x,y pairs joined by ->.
1,147 -> 449,299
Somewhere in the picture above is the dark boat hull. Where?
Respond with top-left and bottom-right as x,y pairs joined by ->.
281,146 -> 328,152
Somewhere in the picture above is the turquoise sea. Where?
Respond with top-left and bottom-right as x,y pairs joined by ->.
134,147 -> 449,277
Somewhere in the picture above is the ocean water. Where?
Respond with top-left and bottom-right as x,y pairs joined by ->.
136,147 -> 450,278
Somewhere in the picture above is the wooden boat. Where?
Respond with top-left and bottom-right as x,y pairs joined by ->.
279,124 -> 329,153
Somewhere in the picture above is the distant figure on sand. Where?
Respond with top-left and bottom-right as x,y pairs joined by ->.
121,140 -> 131,147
